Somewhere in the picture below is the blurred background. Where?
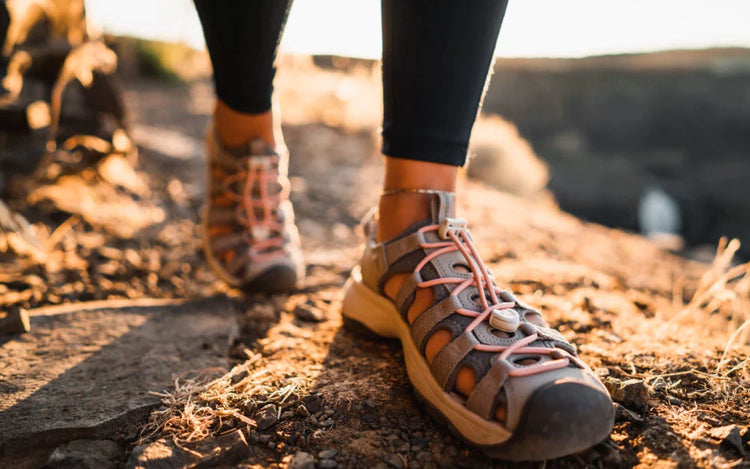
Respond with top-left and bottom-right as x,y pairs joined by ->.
4,0 -> 750,260
84,0 -> 750,259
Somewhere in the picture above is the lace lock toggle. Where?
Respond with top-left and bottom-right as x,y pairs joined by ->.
247,156 -> 273,170
251,226 -> 271,240
439,217 -> 467,239
490,308 -> 520,333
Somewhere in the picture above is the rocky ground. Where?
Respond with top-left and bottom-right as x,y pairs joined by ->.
1,60 -> 749,468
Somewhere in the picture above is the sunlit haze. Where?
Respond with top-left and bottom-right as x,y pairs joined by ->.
85,0 -> 750,58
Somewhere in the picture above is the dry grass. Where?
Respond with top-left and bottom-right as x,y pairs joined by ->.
137,350 -> 308,446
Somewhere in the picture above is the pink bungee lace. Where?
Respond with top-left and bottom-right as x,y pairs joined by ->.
222,157 -> 289,263
414,223 -> 576,378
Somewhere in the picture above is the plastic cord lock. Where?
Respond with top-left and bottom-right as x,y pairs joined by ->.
490,308 -> 520,333
438,217 -> 467,239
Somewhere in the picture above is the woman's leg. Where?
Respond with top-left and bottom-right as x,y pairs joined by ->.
377,0 -> 509,241
344,0 -> 614,457
194,0 -> 293,147
195,0 -> 303,292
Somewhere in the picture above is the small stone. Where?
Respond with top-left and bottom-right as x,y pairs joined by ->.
255,404 -> 278,430
47,439 -> 121,469
396,442 -> 410,453
302,394 -> 323,413
288,451 -> 315,469
614,403 -> 644,423
293,303 -> 325,322
604,377 -> 649,410
0,307 -> 31,335
318,449 -> 338,459
281,410 -> 295,420
415,451 -> 431,463
319,459 -> 338,469
259,434 -> 271,444
386,453 -> 404,468
319,418 -> 335,427
248,303 -> 276,321
296,404 -> 311,418
709,425 -> 745,456
365,399 -> 377,409
249,431 -> 260,444
231,370 -> 248,385
410,437 -> 428,449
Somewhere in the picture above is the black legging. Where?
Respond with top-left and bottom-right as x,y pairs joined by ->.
194,0 -> 509,167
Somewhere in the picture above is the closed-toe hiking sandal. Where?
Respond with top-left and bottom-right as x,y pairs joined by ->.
202,127 -> 304,292
342,192 -> 614,461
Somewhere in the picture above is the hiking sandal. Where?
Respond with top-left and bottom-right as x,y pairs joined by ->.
341,192 -> 614,461
202,127 -> 304,292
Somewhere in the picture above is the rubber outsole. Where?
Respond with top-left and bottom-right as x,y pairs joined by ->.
341,267 -> 615,461
241,264 -> 298,293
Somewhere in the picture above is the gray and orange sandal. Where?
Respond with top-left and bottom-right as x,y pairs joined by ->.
202,128 -> 304,292
342,191 -> 614,461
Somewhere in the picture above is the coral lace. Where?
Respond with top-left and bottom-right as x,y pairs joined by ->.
221,156 -> 289,263
414,223 -> 576,377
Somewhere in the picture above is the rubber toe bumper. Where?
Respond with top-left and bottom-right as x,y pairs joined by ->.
242,265 -> 298,293
483,380 -> 615,461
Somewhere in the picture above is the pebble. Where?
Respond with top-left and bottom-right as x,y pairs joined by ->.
415,451 -> 431,463
318,449 -> 338,459
365,399 -> 377,409
386,454 -> 404,469
258,434 -> 271,444
319,418 -> 335,428
247,303 -> 276,321
604,377 -> 649,410
302,394 -> 323,414
255,404 -> 278,430
288,451 -> 315,469
709,425 -> 745,456
0,307 -> 30,335
230,370 -> 248,385
296,404 -> 311,418
614,402 -> 643,423
319,459 -> 338,468
410,437 -> 427,449
281,410 -> 295,420
293,303 -> 325,322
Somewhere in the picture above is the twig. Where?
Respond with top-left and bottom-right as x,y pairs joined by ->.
717,319 -> 750,375
45,215 -> 79,249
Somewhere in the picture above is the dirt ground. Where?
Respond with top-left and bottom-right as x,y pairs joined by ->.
1,60 -> 749,468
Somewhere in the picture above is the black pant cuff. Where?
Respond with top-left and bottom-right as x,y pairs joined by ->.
382,133 -> 468,167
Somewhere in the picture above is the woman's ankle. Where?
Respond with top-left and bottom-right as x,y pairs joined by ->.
376,157 -> 458,242
214,100 -> 277,149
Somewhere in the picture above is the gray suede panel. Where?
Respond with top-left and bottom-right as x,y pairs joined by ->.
466,358 -> 513,419
430,332 -> 479,390
431,191 -> 455,222
395,271 -> 422,313
385,231 -> 426,265
411,295 -> 462,351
